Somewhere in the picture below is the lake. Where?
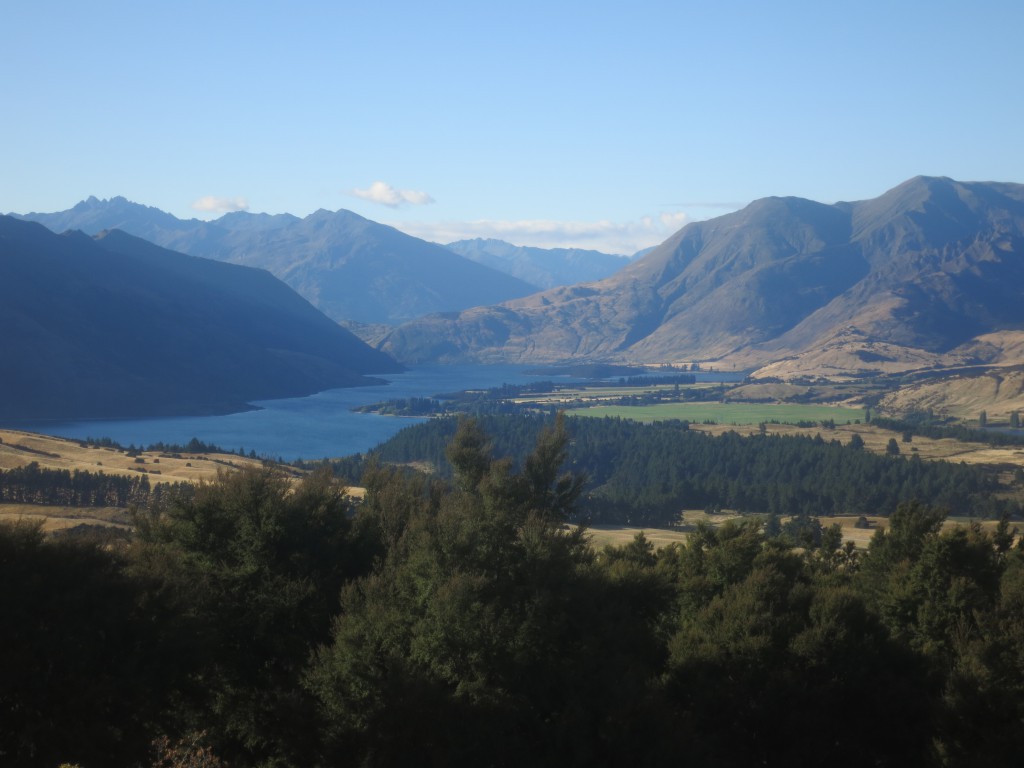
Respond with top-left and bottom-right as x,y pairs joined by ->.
9,364 -> 746,460
10,364 -> 544,460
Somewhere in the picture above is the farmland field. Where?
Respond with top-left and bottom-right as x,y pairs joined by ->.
580,515 -> 1012,553
583,524 -> 691,551
567,401 -> 865,424
0,504 -> 130,533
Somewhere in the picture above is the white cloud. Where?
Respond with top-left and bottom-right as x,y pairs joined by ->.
191,195 -> 249,213
659,211 -> 689,229
392,212 -> 694,256
352,181 -> 435,208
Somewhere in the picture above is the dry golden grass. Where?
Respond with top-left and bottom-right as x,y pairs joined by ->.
878,362 -> 1024,422
0,429 -> 271,484
679,509 -> 743,525
689,421 -> 1024,469
579,510 -> 742,551
0,429 -> 300,535
676,511 -> 886,550
0,504 -> 131,533
829,515 -> 1011,549
582,525 -> 691,551
581,515 -> 1011,554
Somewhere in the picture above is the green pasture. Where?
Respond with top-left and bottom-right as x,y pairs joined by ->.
566,401 -> 865,425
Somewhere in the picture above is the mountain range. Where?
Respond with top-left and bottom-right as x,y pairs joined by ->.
12,176 -> 1024,390
15,198 -> 537,326
380,177 -> 1024,379
0,216 -> 401,421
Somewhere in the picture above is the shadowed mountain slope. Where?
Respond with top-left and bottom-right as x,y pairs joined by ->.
381,177 -> 1024,377
15,199 -> 536,326
0,216 -> 401,421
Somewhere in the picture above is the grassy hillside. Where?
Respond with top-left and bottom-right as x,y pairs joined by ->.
0,429 -> 273,533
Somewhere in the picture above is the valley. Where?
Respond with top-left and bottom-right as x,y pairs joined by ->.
6,177 -> 1024,768
9,4 -> 1024,764
13,178 -> 1024,425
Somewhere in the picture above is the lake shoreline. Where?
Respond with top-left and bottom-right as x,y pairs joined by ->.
4,365 -> 542,461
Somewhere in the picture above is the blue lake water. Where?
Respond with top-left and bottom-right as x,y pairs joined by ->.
9,365 -> 746,460
11,364 -> 543,461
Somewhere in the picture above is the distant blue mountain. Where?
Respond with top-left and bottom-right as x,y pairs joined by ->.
445,238 -> 630,289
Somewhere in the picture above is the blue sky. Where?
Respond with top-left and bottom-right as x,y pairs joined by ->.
3,0 -> 1023,254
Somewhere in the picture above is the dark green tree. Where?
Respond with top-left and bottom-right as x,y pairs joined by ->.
664,555 -> 933,766
938,548 -> 1024,765
307,418 -> 669,766
0,522 -> 172,767
445,417 -> 494,491
131,466 -> 359,767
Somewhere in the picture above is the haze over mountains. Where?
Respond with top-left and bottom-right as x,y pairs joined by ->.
381,177 -> 1024,378
16,198 -> 538,326
0,216 -> 401,421
445,238 -> 632,289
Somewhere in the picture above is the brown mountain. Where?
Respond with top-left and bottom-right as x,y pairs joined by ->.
381,177 -> 1024,378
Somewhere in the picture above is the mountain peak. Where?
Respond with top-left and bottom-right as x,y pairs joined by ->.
877,175 -> 958,204
739,194 -> 835,219
74,194 -> 141,210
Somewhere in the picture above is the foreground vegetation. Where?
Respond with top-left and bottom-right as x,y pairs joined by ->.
3,418 -> 1023,767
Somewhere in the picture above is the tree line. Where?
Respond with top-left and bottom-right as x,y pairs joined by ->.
2,418 -> 1022,767
0,462 -> 193,508
872,415 -> 1024,447
372,415 -> 1015,523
